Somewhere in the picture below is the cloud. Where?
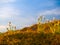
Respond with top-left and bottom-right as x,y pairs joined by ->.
0,25 -> 6,29
0,0 -> 16,3
0,6 -> 20,19
39,7 -> 60,16
0,25 -> 7,32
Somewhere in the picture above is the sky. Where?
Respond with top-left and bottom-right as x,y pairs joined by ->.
0,0 -> 60,32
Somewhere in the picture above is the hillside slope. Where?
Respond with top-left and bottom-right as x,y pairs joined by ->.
0,20 -> 60,45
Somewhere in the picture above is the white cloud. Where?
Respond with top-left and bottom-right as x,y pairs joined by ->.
39,7 -> 60,16
0,25 -> 7,32
0,25 -> 6,29
0,0 -> 16,3
0,6 -> 20,18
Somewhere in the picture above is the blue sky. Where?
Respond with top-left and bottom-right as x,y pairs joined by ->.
0,0 -> 60,32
